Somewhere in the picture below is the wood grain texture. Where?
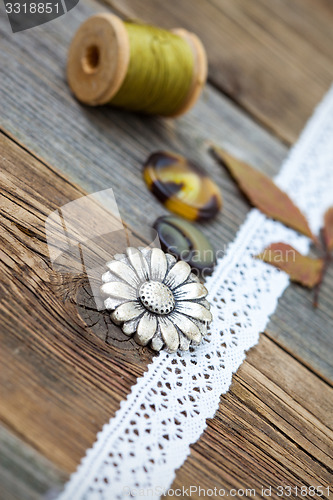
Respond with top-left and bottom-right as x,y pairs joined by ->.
1,132 -> 332,500
1,0 -> 333,497
108,0 -> 333,144
0,132 -> 155,474
0,0 -> 332,383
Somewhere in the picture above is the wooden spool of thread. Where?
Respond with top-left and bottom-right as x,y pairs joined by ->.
67,14 -> 207,117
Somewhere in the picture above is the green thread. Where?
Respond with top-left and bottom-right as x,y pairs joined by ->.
109,24 -> 194,116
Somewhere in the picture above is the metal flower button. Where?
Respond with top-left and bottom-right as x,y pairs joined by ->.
101,247 -> 212,352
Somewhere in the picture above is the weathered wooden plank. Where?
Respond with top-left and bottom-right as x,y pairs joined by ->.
169,334 -> 333,497
0,426 -> 66,500
1,0 -> 332,382
1,132 -> 332,499
269,265 -> 333,383
108,0 -> 333,144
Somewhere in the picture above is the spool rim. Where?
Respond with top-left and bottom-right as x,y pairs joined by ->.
67,13 -> 130,106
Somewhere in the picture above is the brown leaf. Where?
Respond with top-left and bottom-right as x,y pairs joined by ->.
211,145 -> 316,242
256,242 -> 323,288
323,206 -> 333,252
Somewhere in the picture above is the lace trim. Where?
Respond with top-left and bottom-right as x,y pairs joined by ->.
58,86 -> 333,500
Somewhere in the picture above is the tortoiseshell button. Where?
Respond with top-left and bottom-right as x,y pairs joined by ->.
143,151 -> 222,221
153,215 -> 216,275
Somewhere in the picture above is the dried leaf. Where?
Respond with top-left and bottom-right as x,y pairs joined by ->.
323,206 -> 333,252
256,242 -> 323,288
211,145 -> 316,242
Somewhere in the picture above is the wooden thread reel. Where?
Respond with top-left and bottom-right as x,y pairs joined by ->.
67,14 -> 208,117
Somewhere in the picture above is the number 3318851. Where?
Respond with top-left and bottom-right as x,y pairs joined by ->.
5,2 -> 60,14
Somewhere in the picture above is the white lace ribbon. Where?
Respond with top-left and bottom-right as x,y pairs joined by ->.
58,86 -> 333,500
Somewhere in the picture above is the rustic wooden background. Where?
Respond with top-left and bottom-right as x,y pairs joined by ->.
1,0 -> 333,498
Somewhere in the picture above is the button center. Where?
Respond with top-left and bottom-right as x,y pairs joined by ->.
139,281 -> 175,315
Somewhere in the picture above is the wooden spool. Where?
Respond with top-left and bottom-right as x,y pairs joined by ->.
67,14 -> 208,117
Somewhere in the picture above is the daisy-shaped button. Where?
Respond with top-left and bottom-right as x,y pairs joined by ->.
101,247 -> 212,352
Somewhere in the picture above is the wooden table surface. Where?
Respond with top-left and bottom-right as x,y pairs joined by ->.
1,1 -> 333,498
